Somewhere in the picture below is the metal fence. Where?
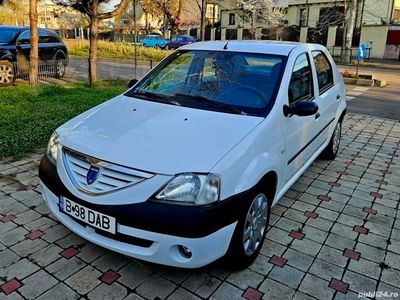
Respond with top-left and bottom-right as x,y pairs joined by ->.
326,46 -> 372,61
0,58 -> 155,86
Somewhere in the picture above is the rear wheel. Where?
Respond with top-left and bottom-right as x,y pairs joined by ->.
225,188 -> 271,269
0,61 -> 14,87
320,121 -> 341,160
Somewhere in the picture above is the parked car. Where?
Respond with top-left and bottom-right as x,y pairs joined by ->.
166,35 -> 198,50
139,34 -> 168,49
0,26 -> 68,86
39,41 -> 346,269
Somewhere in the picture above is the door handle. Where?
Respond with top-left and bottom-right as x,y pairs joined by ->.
315,112 -> 320,119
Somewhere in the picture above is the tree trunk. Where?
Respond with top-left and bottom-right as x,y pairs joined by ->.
89,14 -> 99,87
343,0 -> 357,63
200,0 -> 206,41
29,0 -> 38,85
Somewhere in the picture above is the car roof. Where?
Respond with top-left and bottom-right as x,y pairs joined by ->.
0,26 -> 58,34
0,26 -> 29,31
181,40 -> 320,56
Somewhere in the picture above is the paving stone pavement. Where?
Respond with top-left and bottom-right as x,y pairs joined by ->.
0,113 -> 399,300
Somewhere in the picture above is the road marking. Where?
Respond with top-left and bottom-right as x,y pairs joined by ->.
347,91 -> 362,96
353,86 -> 370,92
346,96 -> 355,101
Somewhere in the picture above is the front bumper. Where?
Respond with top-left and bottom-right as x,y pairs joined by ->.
38,155 -> 244,268
40,181 -> 236,268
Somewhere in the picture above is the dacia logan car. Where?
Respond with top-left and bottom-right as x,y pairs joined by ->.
39,41 -> 346,269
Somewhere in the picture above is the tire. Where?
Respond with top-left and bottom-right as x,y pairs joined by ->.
0,60 -> 14,87
54,59 -> 66,79
225,187 -> 271,269
319,120 -> 341,160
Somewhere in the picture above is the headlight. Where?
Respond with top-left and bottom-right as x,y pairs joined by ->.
155,173 -> 220,205
46,132 -> 59,163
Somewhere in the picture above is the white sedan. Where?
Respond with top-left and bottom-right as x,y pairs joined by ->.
39,41 -> 346,269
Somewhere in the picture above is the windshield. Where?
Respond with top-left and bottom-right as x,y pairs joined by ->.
125,50 -> 286,116
0,29 -> 20,44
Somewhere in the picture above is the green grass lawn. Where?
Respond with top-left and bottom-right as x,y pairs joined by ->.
0,81 -> 126,160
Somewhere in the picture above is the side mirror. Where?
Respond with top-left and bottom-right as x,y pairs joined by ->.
15,40 -> 21,47
283,101 -> 318,117
128,79 -> 138,88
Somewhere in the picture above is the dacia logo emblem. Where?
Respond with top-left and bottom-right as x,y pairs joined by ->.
86,165 -> 100,185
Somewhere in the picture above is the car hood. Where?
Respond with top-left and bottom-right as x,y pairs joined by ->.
58,95 -> 263,175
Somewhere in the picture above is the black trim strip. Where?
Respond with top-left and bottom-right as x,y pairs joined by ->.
38,155 -> 255,238
288,117 -> 335,165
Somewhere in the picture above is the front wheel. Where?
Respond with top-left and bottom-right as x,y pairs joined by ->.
0,61 -> 14,87
225,190 -> 270,269
320,121 -> 341,160
54,59 -> 66,78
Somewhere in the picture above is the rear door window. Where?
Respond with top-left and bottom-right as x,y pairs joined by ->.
312,51 -> 333,93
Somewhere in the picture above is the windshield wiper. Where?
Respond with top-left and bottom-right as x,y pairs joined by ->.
127,90 -> 181,106
173,93 -> 245,115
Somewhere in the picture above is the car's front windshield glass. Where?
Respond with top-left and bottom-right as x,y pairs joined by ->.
0,29 -> 19,44
125,50 -> 286,116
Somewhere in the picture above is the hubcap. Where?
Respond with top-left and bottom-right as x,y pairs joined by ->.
0,64 -> 13,84
243,193 -> 268,256
56,61 -> 65,77
332,122 -> 341,154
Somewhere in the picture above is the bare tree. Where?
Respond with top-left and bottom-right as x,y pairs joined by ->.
236,0 -> 284,39
59,0 -> 129,86
29,0 -> 39,85
140,0 -> 184,35
342,0 -> 357,63
0,0 -> 29,26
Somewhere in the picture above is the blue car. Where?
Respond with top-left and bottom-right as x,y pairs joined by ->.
139,35 -> 168,49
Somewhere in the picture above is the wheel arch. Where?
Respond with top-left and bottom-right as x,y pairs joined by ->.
257,171 -> 278,204
339,109 -> 346,123
54,50 -> 67,60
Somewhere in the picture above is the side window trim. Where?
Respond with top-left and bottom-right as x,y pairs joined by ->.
17,30 -> 30,44
288,52 -> 314,105
312,50 -> 334,95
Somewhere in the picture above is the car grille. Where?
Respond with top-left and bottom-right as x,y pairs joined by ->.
62,148 -> 154,195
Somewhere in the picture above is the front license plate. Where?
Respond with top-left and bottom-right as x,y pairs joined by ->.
59,197 -> 116,234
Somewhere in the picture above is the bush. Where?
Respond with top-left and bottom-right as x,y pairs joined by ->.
65,39 -> 170,62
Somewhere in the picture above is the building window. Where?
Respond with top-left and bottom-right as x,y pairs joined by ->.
229,13 -> 235,25
299,8 -> 308,27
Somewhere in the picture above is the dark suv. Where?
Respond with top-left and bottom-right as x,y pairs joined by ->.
0,26 -> 68,86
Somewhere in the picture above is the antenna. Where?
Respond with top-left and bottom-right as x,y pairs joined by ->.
223,31 -> 235,50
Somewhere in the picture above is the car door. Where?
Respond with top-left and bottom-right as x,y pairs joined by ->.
15,30 -> 30,71
282,52 -> 320,181
310,49 -> 339,143
38,30 -> 54,61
